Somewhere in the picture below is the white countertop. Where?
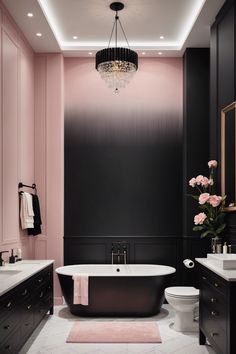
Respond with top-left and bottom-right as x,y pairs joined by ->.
0,260 -> 54,296
196,258 -> 236,281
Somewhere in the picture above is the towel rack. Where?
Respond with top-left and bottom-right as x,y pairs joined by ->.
18,182 -> 37,193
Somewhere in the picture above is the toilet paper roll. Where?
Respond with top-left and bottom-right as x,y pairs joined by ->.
183,259 -> 195,268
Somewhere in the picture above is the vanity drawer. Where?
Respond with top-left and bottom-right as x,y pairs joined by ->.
199,267 -> 227,296
0,312 -> 18,344
201,303 -> 227,354
0,325 -> 21,354
32,266 -> 53,289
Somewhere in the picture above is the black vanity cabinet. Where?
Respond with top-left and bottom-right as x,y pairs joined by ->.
0,264 -> 53,354
197,262 -> 236,354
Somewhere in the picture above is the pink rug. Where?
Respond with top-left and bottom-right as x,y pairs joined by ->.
66,321 -> 162,343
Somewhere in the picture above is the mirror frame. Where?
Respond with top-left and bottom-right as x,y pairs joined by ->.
221,101 -> 236,212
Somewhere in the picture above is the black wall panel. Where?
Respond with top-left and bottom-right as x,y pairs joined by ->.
183,48 -> 210,236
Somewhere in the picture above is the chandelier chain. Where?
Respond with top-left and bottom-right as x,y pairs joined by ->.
107,10 -> 130,49
118,18 -> 130,49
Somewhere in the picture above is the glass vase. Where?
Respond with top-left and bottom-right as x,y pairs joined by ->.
211,236 -> 222,253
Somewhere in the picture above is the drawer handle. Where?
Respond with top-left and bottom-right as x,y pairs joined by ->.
211,311 -> 218,316
214,282 -> 219,287
39,291 -> 44,298
27,304 -> 32,310
4,344 -> 11,350
21,289 -> 28,296
25,322 -> 30,327
211,332 -> 219,337
210,298 -> 217,303
38,277 -> 43,283
4,324 -> 10,330
5,301 -> 12,308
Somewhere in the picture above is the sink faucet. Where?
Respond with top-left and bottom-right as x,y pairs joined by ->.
0,251 -> 9,266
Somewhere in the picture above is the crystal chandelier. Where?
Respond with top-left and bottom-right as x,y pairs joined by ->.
96,2 -> 138,93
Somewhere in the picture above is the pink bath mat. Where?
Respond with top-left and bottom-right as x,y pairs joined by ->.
66,321 -> 162,343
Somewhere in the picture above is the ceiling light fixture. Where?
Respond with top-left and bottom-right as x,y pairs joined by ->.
158,52 -> 163,55
27,13 -> 34,17
36,33 -> 42,37
160,35 -> 164,39
73,36 -> 78,39
95,2 -> 138,93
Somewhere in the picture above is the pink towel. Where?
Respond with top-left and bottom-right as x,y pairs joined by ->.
72,274 -> 89,305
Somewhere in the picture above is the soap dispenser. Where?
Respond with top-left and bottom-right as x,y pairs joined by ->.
9,249 -> 16,263
223,242 -> 228,254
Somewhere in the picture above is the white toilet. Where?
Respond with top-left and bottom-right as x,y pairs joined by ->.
165,286 -> 199,332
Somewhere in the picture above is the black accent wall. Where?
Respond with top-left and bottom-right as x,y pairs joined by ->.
183,48 -> 210,237
210,0 -> 236,250
64,53 -> 211,286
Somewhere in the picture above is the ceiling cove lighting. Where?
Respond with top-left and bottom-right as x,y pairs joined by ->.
95,2 -> 138,93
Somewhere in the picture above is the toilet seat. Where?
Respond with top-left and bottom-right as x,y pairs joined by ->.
165,286 -> 199,298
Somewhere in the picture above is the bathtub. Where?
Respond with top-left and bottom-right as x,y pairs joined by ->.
56,264 -> 176,316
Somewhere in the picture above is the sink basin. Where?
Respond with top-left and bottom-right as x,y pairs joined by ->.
0,270 -> 22,280
207,254 -> 236,269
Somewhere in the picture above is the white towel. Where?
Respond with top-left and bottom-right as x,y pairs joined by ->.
20,192 -> 34,229
72,274 -> 89,305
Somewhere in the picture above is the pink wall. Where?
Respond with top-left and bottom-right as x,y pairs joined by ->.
0,2 -> 35,259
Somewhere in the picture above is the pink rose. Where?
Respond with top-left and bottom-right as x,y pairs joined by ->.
199,193 -> 210,204
189,177 -> 197,187
201,177 -> 210,187
208,160 -> 218,168
196,175 -> 203,185
209,195 -> 222,207
194,212 -> 207,225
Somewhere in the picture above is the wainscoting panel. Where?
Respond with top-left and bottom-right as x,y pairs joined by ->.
134,240 -> 178,267
2,29 -> 19,244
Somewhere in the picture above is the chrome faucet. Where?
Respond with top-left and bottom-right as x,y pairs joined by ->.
0,251 -> 9,266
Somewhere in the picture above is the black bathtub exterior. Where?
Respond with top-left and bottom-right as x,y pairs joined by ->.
58,272 -> 174,316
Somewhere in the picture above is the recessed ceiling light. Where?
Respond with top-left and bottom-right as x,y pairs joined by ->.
73,36 -> 78,39
158,52 -> 163,55
160,35 -> 164,40
88,52 -> 93,55
142,52 -> 146,55
27,13 -> 34,17
36,33 -> 42,37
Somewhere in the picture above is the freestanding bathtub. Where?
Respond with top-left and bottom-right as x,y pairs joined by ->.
56,264 -> 176,316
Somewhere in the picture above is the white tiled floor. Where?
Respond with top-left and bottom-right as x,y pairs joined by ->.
19,305 -> 216,354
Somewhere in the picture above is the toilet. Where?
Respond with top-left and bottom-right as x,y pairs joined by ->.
165,286 -> 199,332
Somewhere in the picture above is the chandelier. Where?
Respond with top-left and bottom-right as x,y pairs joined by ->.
95,2 -> 138,93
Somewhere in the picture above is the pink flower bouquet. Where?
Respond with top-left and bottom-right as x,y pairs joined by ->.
189,160 -> 226,238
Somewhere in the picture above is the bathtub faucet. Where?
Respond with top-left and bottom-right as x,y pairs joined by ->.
111,242 -> 127,264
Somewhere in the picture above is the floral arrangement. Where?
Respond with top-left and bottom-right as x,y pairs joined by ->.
189,160 -> 226,238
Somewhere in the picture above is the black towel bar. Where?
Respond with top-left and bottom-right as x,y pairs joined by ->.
18,182 -> 36,190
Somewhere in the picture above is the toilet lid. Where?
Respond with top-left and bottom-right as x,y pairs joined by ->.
165,286 -> 199,298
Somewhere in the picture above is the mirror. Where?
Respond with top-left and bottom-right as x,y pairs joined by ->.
221,101 -> 236,211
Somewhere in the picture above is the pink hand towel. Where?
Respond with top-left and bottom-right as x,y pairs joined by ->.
72,274 -> 89,305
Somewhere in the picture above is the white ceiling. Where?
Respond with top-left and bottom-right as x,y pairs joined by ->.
2,0 -> 225,57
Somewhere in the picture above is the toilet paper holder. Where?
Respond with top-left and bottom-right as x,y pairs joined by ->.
183,259 -> 195,268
